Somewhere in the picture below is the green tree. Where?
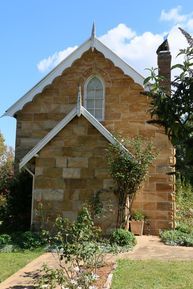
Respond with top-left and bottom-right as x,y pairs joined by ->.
107,137 -> 156,228
1,171 -> 32,232
144,38 -> 193,183
0,132 -> 33,232
0,132 -> 14,204
0,133 -> 6,160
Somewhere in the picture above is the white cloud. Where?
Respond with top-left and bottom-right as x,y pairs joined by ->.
37,24 -> 163,76
187,19 -> 193,30
37,7 -> 193,77
37,46 -> 77,73
100,28 -> 163,75
160,6 -> 187,23
99,23 -> 136,51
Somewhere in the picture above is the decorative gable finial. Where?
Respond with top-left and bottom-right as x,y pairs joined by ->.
77,85 -> 82,117
91,22 -> 96,38
91,22 -> 96,52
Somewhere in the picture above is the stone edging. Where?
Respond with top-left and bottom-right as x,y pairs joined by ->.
103,263 -> 117,289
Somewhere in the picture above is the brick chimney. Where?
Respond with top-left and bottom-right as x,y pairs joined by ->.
156,38 -> 171,93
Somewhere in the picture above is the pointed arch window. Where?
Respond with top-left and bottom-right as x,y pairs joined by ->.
84,76 -> 104,121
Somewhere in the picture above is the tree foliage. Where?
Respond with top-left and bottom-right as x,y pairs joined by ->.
0,171 -> 32,232
144,46 -> 193,182
0,132 -> 14,206
107,137 -> 156,228
0,132 -> 33,232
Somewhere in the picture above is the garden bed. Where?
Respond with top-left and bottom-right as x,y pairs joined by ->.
94,263 -> 114,289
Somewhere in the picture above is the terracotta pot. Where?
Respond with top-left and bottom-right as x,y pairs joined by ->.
130,220 -> 144,235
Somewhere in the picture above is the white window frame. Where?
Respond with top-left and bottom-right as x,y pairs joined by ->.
84,75 -> 105,121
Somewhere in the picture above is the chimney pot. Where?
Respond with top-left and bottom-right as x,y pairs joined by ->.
157,39 -> 171,93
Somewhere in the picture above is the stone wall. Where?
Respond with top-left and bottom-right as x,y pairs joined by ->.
15,49 -> 148,164
33,116 -> 118,233
15,48 -> 175,234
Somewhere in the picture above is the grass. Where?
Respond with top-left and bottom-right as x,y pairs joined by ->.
112,259 -> 193,289
0,248 -> 43,283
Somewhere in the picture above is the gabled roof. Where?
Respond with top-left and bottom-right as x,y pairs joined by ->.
4,27 -> 145,117
19,100 -> 127,170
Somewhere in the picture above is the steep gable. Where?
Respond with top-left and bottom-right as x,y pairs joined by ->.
4,30 -> 145,117
20,101 -> 127,170
13,47 -> 145,165
32,113 -> 118,231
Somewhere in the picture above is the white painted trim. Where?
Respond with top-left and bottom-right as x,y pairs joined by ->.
19,105 -> 129,169
77,86 -> 82,117
4,36 -> 145,117
84,75 -> 105,121
94,38 -> 145,86
31,175 -> 35,229
23,166 -> 35,228
3,39 -> 91,117
81,106 -> 116,144
19,107 -> 77,169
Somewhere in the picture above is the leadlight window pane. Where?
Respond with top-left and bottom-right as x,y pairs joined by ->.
87,99 -> 94,108
88,90 -> 95,99
88,109 -> 94,116
86,76 -> 104,121
95,109 -> 103,120
95,99 -> 103,109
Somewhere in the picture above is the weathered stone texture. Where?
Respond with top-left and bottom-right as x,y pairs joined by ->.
32,116 -> 118,231
15,49 -> 175,235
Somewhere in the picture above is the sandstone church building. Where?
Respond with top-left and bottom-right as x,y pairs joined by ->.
4,25 -> 175,234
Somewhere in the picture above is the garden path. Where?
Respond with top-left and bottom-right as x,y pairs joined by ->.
1,236 -> 193,289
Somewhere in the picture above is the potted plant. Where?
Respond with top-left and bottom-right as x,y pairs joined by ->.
130,211 -> 145,236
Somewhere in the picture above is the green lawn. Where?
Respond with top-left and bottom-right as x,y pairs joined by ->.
112,259 -> 193,289
0,249 -> 43,283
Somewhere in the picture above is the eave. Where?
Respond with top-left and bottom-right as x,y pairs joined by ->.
4,34 -> 145,118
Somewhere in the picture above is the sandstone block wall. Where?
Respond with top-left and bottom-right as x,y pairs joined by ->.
15,48 -> 175,234
33,116 -> 118,233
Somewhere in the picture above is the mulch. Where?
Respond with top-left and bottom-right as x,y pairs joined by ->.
94,263 -> 114,289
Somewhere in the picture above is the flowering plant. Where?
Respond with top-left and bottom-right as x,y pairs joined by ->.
37,207 -> 102,289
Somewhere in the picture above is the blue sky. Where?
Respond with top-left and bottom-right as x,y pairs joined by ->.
1,0 -> 193,148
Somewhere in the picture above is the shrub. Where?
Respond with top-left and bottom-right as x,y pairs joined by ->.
1,171 -> 32,232
18,231 -> 45,249
37,207 -> 104,289
176,179 -> 193,229
160,229 -> 193,247
0,244 -> 15,253
0,231 -> 46,251
0,234 -> 11,247
176,223 -> 192,234
110,228 -> 136,247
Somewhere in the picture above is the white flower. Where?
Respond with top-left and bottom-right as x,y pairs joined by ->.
77,287 -> 82,289
70,279 -> 78,285
92,273 -> 99,280
89,286 -> 98,289
74,266 -> 80,272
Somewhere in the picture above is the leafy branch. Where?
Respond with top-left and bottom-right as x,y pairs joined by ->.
106,136 -> 156,228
